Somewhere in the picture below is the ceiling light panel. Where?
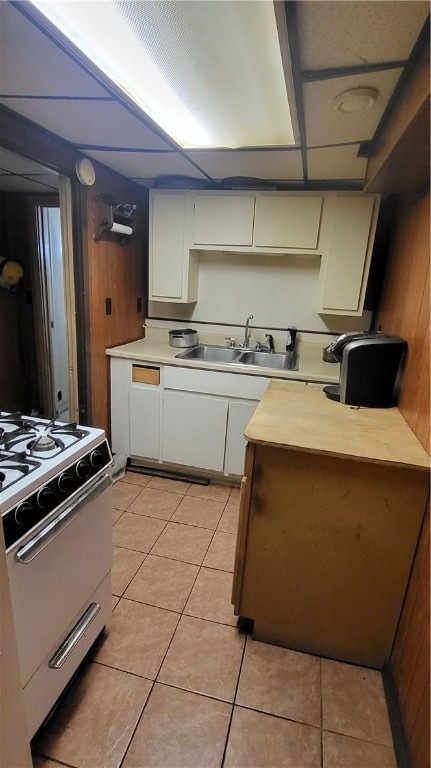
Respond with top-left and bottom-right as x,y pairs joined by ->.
30,0 -> 296,149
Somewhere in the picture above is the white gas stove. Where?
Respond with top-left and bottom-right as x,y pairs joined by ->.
1,412 -> 113,739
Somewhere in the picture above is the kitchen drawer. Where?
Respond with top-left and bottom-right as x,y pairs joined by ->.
23,574 -> 111,739
132,364 -> 160,385
164,365 -> 269,399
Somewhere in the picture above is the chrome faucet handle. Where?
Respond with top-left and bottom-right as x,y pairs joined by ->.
244,314 -> 254,348
225,337 -> 236,348
265,333 -> 275,352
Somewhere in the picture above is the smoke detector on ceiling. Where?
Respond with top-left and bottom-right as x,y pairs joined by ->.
333,87 -> 379,114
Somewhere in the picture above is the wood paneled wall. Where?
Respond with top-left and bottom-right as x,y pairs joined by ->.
377,191 -> 430,768
85,164 -> 148,434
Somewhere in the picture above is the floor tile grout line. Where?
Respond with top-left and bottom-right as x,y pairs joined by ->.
115,476 -> 237,504
31,749 -> 77,768
232,701 -> 324,731
115,507 -> 226,533
220,628 -> 249,767
118,470 -> 240,503
321,726 -> 397,749
112,550 -> 148,598
118,678 -> 158,768
89,657 -> 396,750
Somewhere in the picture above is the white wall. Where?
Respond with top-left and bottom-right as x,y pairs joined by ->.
149,250 -> 372,334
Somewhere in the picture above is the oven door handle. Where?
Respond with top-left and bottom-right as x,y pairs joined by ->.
15,474 -> 112,564
48,602 -> 101,669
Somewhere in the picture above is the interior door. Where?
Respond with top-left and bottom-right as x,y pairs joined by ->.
35,203 -> 69,419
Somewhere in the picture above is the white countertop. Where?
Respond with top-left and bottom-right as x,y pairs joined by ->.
106,329 -> 340,384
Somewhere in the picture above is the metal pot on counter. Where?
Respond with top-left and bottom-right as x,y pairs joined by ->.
168,328 -> 199,348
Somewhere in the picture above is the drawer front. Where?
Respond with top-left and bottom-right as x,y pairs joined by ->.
23,574 -> 111,739
132,365 -> 160,385
164,365 -> 269,399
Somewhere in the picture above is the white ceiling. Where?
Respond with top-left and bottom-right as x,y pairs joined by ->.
0,0 -> 429,192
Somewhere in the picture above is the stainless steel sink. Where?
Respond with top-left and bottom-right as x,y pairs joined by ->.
239,350 -> 299,370
175,345 -> 243,363
176,344 -> 299,370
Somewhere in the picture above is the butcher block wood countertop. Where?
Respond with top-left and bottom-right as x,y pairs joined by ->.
245,380 -> 430,470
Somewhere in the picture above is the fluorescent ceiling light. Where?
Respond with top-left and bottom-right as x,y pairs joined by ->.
30,0 -> 297,149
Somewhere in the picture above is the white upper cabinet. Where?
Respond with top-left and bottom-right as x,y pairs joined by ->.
193,193 -> 255,246
253,195 -> 323,249
149,191 -> 198,303
149,189 -> 380,315
318,195 -> 379,315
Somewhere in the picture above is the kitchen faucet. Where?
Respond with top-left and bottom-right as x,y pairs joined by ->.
243,314 -> 254,348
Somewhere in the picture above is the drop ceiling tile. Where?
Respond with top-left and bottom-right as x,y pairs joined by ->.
307,145 -> 367,181
304,69 -> 403,147
0,148 -> 57,176
297,1 -> 429,70
84,150 -> 208,180
0,3 -> 108,98
0,175 -> 59,193
184,150 -> 304,181
130,178 -> 157,188
0,98 -> 173,151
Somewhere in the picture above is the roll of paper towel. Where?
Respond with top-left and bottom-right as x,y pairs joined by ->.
109,222 -> 133,235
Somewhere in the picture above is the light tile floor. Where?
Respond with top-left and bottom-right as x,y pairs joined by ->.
32,471 -> 397,768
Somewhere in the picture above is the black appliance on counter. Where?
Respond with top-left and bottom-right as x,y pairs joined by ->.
323,332 -> 407,407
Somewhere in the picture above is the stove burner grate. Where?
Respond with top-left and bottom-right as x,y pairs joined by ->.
0,450 -> 41,491
0,420 -> 89,457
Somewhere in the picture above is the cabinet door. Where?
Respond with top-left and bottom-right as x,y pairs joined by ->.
162,391 -> 228,471
319,195 -> 376,313
193,194 -> 255,246
253,195 -> 323,249
129,386 -> 160,460
225,400 -> 258,476
150,193 -> 186,300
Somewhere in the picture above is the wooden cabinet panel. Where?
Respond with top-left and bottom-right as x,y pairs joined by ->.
193,194 -> 255,246
253,195 -> 323,249
86,169 -> 147,435
238,444 -> 429,668
379,192 -> 430,768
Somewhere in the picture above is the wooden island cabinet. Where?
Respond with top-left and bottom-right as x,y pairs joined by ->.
232,380 -> 430,669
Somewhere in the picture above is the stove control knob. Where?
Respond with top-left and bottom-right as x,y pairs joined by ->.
76,459 -> 90,479
37,486 -> 55,509
15,501 -> 33,526
90,449 -> 104,468
58,472 -> 75,494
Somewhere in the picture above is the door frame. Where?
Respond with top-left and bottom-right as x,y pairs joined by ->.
28,180 -> 79,421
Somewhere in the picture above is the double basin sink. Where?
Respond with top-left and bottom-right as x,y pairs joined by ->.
176,345 -> 299,371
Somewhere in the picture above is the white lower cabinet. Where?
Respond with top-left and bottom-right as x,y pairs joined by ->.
225,400 -> 258,476
111,358 -> 268,476
129,386 -> 161,460
161,391 -> 228,471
